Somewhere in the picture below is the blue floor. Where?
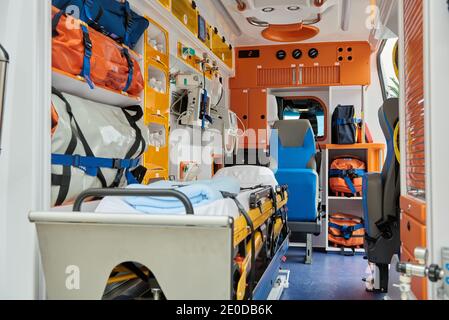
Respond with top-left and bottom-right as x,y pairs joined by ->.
280,247 -> 385,300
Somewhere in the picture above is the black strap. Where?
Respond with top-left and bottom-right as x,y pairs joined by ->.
52,10 -> 64,38
221,191 -> 256,300
240,184 -> 264,191
51,88 -> 80,206
121,262 -> 150,283
109,105 -> 146,188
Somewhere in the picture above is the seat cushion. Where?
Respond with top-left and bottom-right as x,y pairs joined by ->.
275,168 -> 318,222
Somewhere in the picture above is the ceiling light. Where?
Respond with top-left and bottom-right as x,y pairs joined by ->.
287,6 -> 301,11
262,7 -> 275,13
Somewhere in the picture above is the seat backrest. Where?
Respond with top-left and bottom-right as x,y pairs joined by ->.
379,98 -> 400,218
270,120 -> 316,170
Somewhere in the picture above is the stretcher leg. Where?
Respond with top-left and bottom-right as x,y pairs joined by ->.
305,234 -> 313,265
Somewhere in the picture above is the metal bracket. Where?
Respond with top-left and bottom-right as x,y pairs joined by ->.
267,270 -> 290,300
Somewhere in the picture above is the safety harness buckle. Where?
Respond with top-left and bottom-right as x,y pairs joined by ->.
112,158 -> 122,169
83,37 -> 93,58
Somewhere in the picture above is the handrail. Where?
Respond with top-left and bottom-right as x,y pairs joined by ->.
0,44 -> 9,154
73,188 -> 195,215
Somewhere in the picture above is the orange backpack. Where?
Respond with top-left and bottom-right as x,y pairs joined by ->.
51,6 -> 144,96
329,156 -> 366,197
328,213 -> 365,248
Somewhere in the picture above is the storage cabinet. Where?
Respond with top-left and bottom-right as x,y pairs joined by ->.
400,195 -> 427,300
321,144 -> 385,252
230,88 -> 268,150
230,89 -> 249,130
143,18 -> 170,183
248,89 -> 268,150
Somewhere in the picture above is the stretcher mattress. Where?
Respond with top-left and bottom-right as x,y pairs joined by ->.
95,166 -> 280,218
96,188 -> 258,219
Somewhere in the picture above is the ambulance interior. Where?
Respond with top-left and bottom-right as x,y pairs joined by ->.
0,0 -> 448,301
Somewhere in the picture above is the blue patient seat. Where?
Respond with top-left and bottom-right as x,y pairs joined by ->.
271,120 -> 319,223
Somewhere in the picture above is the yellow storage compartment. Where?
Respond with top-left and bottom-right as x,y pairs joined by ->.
143,120 -> 169,184
145,18 -> 169,68
145,63 -> 169,116
158,0 -> 171,10
172,0 -> 198,35
177,42 -> 201,73
211,29 -> 233,68
143,18 -> 170,183
144,167 -> 169,183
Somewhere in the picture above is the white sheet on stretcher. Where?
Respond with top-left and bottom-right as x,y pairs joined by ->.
95,189 -> 259,219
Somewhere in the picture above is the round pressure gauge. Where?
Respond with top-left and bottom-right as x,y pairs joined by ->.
276,50 -> 287,60
292,49 -> 303,59
308,48 -> 319,59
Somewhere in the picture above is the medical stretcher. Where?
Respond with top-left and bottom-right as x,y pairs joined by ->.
30,183 -> 289,300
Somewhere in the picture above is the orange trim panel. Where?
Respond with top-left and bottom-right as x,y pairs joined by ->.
230,42 -> 371,89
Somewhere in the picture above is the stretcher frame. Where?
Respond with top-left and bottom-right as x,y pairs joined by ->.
30,187 -> 289,300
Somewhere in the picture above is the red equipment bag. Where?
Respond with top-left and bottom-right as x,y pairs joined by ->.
51,6 -> 144,96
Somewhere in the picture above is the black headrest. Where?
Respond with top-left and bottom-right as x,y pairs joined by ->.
379,98 -> 399,141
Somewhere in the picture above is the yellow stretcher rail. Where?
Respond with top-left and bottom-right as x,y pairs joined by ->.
235,216 -> 286,300
233,191 -> 288,247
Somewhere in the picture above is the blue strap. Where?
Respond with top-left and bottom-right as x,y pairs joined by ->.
329,222 -> 364,240
329,169 -> 365,194
329,169 -> 366,178
344,176 -> 357,194
80,25 -> 95,89
126,170 -> 139,185
52,154 -> 140,184
121,48 -> 134,92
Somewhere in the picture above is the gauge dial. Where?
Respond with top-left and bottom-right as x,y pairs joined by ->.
292,49 -> 302,60
276,50 -> 287,60
308,48 -> 319,59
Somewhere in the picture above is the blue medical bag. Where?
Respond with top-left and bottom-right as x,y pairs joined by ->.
52,0 -> 149,49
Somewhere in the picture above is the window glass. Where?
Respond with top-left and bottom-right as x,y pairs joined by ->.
281,98 -> 326,140
379,38 -> 399,99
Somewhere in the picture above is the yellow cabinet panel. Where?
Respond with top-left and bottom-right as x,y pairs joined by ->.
211,30 -> 233,68
172,0 -> 198,35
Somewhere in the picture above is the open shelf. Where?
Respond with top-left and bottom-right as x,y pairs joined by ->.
328,196 -> 363,201
326,247 -> 365,254
146,16 -> 169,67
147,64 -> 168,94
52,68 -> 141,107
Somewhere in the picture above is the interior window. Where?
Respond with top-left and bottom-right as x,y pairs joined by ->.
379,38 -> 399,100
280,97 -> 326,140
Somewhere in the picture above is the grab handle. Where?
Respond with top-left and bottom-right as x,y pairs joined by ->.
0,44 -> 9,154
73,188 -> 195,215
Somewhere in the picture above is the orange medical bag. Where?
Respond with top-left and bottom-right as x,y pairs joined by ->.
328,213 -> 365,248
51,6 -> 144,96
329,156 -> 366,197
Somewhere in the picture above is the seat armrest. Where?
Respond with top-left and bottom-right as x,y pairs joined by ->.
363,173 -> 384,238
